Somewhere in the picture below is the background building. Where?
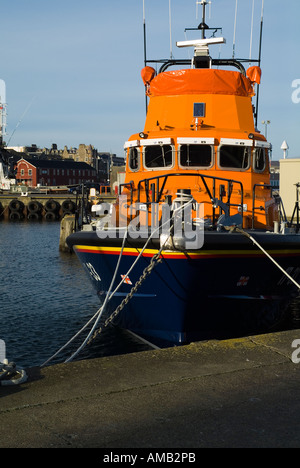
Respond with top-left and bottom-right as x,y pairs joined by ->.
279,158 -> 300,219
7,143 -> 124,183
16,158 -> 97,187
270,161 -> 280,189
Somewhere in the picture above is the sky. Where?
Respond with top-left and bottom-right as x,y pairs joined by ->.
0,0 -> 299,160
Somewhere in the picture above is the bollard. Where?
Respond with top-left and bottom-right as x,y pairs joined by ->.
59,214 -> 75,252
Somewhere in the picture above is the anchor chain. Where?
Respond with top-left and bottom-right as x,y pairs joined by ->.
87,246 -> 164,344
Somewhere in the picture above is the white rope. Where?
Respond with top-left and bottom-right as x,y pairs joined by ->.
41,199 -> 193,366
239,229 -> 300,290
64,199 -> 194,363
41,226 -> 129,367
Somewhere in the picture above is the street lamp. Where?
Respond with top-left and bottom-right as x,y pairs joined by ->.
262,120 -> 271,140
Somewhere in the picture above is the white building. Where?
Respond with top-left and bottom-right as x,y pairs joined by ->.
280,158 -> 300,219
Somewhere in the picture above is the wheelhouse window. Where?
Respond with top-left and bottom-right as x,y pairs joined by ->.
128,147 -> 139,171
253,147 -> 266,172
179,144 -> 212,168
144,145 -> 173,169
219,145 -> 250,170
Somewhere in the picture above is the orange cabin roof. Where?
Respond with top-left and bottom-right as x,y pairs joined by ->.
142,68 -> 256,134
147,69 -> 255,98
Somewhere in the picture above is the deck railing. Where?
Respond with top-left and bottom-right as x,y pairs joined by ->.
119,172 -> 244,228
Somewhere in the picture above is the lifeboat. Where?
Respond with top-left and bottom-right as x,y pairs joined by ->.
67,4 -> 300,346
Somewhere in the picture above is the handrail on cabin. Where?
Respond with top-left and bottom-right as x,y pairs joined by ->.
120,172 -> 244,227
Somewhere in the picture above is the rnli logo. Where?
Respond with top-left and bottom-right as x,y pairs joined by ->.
237,276 -> 249,286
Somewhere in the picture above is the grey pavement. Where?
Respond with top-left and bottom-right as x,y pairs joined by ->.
1,329 -> 300,448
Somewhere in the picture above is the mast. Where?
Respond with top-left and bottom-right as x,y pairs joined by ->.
143,0 -> 148,114
197,0 -> 209,39
232,0 -> 238,58
255,0 -> 265,129
0,79 -> 7,147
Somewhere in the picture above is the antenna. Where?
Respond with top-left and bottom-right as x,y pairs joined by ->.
143,0 -> 148,114
196,0 -> 211,21
169,0 -> 173,59
143,0 -> 147,68
6,96 -> 36,146
0,80 -> 7,144
249,0 -> 255,63
232,0 -> 238,58
196,0 -> 211,39
255,0 -> 264,128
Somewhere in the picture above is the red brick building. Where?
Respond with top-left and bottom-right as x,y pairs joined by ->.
16,158 -> 97,187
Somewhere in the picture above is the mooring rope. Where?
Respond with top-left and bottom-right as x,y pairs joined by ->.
40,225 -> 129,367
64,198 -> 193,363
41,198 -> 193,366
236,227 -> 300,290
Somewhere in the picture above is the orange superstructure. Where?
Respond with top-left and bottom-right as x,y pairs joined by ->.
120,38 -> 277,230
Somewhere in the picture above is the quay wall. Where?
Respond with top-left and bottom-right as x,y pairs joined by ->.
0,193 -> 115,222
1,329 -> 300,448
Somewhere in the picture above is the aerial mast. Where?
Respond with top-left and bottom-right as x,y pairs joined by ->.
143,0 -> 148,114
255,0 -> 265,128
0,79 -> 7,146
197,0 -> 210,39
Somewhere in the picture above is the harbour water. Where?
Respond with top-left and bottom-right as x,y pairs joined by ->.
0,221 -> 150,368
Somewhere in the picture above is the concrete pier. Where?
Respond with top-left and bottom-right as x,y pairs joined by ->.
1,329 -> 300,448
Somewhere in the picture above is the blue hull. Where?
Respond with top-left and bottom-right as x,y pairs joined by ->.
67,230 -> 300,345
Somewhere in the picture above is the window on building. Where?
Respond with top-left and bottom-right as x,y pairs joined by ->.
144,145 -> 173,169
21,169 -> 24,176
28,169 -> 32,176
179,144 -> 212,167
219,145 -> 250,170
